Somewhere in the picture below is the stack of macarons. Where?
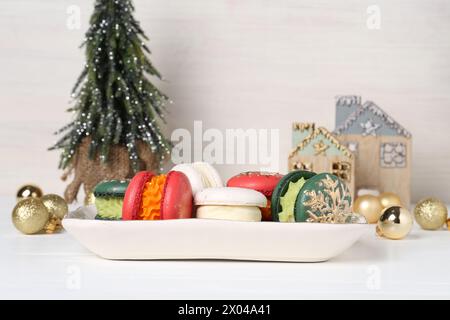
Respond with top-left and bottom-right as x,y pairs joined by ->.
93,164 -> 356,224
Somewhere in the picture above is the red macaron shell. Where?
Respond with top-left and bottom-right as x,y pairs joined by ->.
160,171 -> 193,220
122,171 -> 155,220
226,171 -> 283,197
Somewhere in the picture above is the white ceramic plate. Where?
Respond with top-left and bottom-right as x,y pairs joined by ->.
63,205 -> 370,262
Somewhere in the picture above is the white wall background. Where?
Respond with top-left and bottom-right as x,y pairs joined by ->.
1,0 -> 450,203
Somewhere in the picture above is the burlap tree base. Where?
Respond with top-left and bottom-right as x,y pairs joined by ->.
61,138 -> 159,204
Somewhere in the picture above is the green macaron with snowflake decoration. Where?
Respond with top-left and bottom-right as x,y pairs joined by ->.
94,180 -> 130,220
271,171 -> 356,223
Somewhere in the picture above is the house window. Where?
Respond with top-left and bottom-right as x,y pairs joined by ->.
346,141 -> 358,154
380,143 -> 406,168
332,161 -> 352,183
293,161 -> 313,172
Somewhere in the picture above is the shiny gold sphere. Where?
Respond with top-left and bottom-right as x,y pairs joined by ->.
414,198 -> 448,230
16,184 -> 43,202
377,206 -> 413,240
353,195 -> 384,224
12,198 -> 49,234
41,194 -> 68,219
379,192 -> 402,209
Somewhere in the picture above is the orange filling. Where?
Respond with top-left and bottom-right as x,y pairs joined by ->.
139,175 -> 166,220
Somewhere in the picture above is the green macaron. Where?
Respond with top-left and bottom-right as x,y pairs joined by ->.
94,180 -> 130,220
294,173 -> 352,222
271,171 -> 352,223
271,170 -> 316,222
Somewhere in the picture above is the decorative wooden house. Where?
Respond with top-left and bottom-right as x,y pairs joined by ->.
289,123 -> 355,197
334,96 -> 412,206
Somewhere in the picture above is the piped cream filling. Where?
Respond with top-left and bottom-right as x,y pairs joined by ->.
196,205 -> 262,222
139,175 -> 166,220
95,197 -> 123,220
278,178 -> 306,223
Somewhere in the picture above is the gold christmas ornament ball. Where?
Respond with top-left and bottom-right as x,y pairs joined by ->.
353,195 -> 384,224
376,206 -> 413,240
379,192 -> 402,209
12,198 -> 49,234
414,198 -> 448,230
41,194 -> 68,219
16,184 -> 43,202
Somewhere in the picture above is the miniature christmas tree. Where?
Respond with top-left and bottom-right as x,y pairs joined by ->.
51,0 -> 171,203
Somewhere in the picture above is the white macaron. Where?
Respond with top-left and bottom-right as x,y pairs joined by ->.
171,162 -> 223,196
195,187 -> 267,207
195,187 -> 267,222
192,162 -> 223,188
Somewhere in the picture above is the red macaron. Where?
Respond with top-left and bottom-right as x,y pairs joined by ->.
122,171 -> 193,220
227,171 -> 283,221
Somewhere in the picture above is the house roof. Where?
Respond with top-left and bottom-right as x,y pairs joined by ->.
289,125 -> 353,159
334,100 -> 412,138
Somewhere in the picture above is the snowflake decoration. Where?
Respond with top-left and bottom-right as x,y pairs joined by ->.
360,120 -> 381,136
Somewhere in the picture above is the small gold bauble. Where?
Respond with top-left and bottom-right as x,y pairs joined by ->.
353,195 -> 383,224
84,192 -> 96,206
377,206 -> 413,240
414,198 -> 448,230
12,198 -> 49,234
379,192 -> 402,209
16,184 -> 43,202
41,194 -> 68,219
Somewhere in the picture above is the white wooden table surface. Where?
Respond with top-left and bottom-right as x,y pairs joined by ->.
1,196 -> 449,300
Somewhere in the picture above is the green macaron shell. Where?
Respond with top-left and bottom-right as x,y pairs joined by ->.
95,213 -> 121,221
294,173 -> 352,222
93,180 -> 130,198
271,170 -> 317,222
